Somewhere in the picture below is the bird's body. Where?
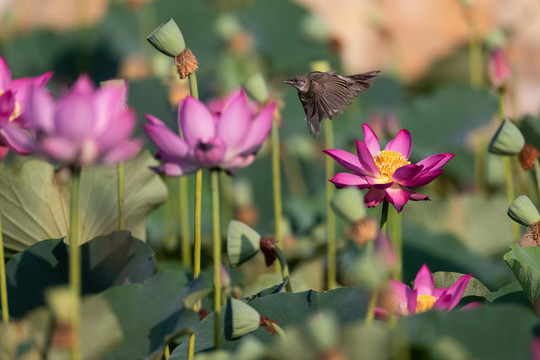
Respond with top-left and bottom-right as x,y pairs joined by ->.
284,70 -> 380,135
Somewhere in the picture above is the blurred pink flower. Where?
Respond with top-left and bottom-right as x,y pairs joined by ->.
489,47 -> 512,89
207,88 -> 258,115
324,123 -> 453,212
383,264 -> 471,317
144,89 -> 275,176
0,57 -> 52,160
2,74 -> 142,166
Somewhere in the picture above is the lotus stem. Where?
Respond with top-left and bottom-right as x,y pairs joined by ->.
272,120 -> 283,274
179,177 -> 191,266
117,162 -> 125,230
188,70 -> 201,360
0,212 -> 8,323
69,166 -> 82,360
325,119 -> 336,290
388,206 -> 403,281
211,169 -> 222,349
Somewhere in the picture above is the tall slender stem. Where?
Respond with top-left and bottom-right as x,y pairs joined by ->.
179,177 -> 191,266
272,121 -> 283,276
388,205 -> 402,281
468,21 -> 483,88
0,212 -> 8,323
187,71 -> 201,360
534,160 -> 540,204
69,167 -> 82,360
211,169 -> 222,349
366,200 -> 390,325
274,246 -> 292,292
325,120 -> 336,290
117,162 -> 125,231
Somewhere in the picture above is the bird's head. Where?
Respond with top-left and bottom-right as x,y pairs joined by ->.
284,76 -> 309,92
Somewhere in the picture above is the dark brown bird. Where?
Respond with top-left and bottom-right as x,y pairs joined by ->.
284,70 -> 380,135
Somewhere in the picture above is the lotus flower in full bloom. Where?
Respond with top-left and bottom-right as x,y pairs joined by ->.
144,89 -> 275,176
0,57 -> 52,160
2,75 -> 142,167
380,264 -> 472,318
324,123 -> 454,212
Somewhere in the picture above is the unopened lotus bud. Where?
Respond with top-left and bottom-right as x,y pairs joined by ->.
518,144 -> 540,171
146,18 -> 186,57
227,220 -> 261,267
224,298 -> 261,340
331,187 -> 366,223
489,48 -> 512,89
244,73 -> 268,103
46,286 -> 73,323
508,195 -> 540,227
488,120 -> 525,155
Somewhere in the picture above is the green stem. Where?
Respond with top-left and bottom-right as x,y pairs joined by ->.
325,119 -> 336,290
469,23 -> 483,88
388,205 -> 402,281
271,322 -> 286,339
179,177 -> 191,266
272,121 -> 283,250
365,289 -> 378,326
274,246 -> 292,292
534,160 -> 540,204
187,71 -> 200,360
117,162 -> 125,231
0,212 -> 8,323
211,170 -> 222,349
69,167 -> 82,360
380,199 -> 389,232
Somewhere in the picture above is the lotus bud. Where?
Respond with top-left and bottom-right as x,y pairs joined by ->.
508,195 -> 540,227
227,220 -> 261,267
224,298 -> 261,340
45,286 -> 74,323
488,120 -> 525,156
331,187 -> 366,223
489,47 -> 512,89
244,73 -> 269,103
146,18 -> 186,57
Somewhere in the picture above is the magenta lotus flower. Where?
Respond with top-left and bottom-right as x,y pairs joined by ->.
2,74 -> 142,167
324,123 -> 453,212
386,264 -> 471,316
0,57 -> 52,160
144,89 -> 275,176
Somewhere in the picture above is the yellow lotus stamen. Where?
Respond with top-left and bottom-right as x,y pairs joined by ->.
415,294 -> 438,313
372,150 -> 410,183
0,89 -> 21,121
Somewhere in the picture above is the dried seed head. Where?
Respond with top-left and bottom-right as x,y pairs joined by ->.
346,217 -> 378,246
259,237 -> 278,267
518,144 -> 540,171
174,48 -> 199,79
529,222 -> 540,246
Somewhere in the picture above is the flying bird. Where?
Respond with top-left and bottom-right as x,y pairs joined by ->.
284,70 -> 380,135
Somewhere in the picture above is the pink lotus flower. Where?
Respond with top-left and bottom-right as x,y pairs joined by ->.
2,75 -> 142,166
489,47 -> 512,89
0,57 -> 52,160
384,264 -> 471,317
324,123 -> 453,212
144,89 -> 275,176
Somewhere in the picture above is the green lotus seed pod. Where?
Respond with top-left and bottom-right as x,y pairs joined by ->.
244,73 -> 269,103
227,220 -> 261,267
331,187 -> 366,223
147,18 -> 186,57
488,119 -> 525,155
508,195 -> 540,226
224,298 -> 261,340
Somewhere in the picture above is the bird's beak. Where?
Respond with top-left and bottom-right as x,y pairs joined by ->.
283,79 -> 294,85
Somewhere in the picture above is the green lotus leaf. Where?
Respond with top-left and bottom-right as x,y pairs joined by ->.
0,151 -> 167,255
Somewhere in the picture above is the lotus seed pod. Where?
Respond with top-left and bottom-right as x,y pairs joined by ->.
146,18 -> 186,57
488,119 -> 525,156
224,298 -> 261,340
508,195 -> 540,227
227,220 -> 261,267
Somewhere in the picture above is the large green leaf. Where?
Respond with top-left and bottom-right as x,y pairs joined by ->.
504,243 -> 540,304
403,304 -> 537,360
99,269 -> 207,360
171,286 -> 370,358
0,151 -> 167,254
5,231 -> 155,318
432,272 -> 490,298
